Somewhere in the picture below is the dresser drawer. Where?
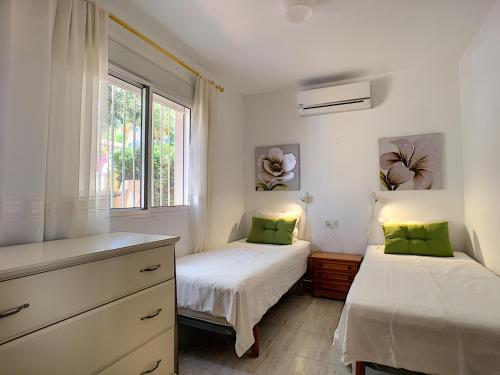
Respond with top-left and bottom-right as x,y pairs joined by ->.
312,259 -> 358,274
313,279 -> 351,292
313,270 -> 355,283
0,280 -> 174,375
100,329 -> 174,375
0,245 -> 174,344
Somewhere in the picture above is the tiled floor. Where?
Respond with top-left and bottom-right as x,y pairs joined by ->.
178,293 -> 371,375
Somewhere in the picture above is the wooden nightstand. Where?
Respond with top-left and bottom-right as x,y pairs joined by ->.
310,252 -> 363,301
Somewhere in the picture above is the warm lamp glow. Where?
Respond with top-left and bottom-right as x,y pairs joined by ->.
281,202 -> 304,215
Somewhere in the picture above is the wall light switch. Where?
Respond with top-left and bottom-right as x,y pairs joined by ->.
325,220 -> 339,229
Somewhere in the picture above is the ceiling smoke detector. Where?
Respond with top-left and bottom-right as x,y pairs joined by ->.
283,0 -> 316,24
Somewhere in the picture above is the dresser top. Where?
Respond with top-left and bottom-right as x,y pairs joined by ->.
0,232 -> 179,281
310,251 -> 363,263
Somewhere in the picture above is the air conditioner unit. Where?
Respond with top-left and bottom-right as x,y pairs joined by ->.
297,81 -> 371,116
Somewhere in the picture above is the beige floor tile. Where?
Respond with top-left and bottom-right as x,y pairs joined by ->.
178,294 -> 396,375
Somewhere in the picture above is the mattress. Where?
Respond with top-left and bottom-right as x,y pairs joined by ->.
334,245 -> 500,375
176,239 -> 310,357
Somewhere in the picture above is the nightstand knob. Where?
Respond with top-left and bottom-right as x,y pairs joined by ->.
348,265 -> 353,270
318,262 -> 323,267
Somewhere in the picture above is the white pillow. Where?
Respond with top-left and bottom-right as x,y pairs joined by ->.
255,209 -> 302,240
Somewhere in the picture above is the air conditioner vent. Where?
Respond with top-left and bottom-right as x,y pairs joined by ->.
297,81 -> 371,116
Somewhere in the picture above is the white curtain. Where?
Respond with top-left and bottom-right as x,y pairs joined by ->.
188,78 -> 215,253
0,0 -> 110,246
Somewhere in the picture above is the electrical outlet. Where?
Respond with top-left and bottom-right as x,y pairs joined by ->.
325,220 -> 339,229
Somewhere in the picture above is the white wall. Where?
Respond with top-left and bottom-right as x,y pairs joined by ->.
111,208 -> 190,255
208,90 -> 245,247
244,64 -> 466,254
459,0 -> 500,275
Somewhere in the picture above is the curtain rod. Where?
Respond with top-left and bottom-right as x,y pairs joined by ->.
109,13 -> 224,93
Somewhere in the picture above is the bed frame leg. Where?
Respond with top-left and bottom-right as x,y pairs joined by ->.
355,361 -> 365,375
251,324 -> 260,357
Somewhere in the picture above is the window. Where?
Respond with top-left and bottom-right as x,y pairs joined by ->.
102,70 -> 190,211
152,93 -> 189,207
104,75 -> 145,209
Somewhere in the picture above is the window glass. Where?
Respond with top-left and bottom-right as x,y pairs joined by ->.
105,75 -> 144,209
152,93 -> 189,207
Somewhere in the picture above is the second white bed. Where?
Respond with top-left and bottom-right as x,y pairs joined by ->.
176,239 -> 310,357
334,245 -> 500,375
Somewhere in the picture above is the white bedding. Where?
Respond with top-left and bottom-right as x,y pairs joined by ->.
176,239 -> 310,357
334,245 -> 500,375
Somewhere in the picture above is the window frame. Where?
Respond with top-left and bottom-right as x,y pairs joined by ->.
108,64 -> 191,217
150,89 -> 190,210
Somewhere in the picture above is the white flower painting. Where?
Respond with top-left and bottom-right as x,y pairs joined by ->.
255,144 -> 300,191
379,133 -> 443,191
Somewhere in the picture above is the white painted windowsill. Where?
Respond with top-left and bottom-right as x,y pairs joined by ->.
110,205 -> 188,219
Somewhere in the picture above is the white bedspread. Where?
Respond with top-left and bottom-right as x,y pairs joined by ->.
176,239 -> 310,357
334,245 -> 500,375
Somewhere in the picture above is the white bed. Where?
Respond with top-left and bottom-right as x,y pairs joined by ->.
176,239 -> 310,357
334,245 -> 500,375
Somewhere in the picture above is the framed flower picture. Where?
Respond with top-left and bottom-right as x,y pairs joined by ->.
379,133 -> 443,191
255,144 -> 300,191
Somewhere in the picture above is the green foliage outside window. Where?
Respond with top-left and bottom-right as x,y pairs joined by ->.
106,79 -> 183,208
112,145 -> 176,204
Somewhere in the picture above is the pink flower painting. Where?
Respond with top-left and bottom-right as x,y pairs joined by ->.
379,133 -> 443,191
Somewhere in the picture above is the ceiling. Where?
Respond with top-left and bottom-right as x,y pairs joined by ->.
128,0 -> 495,95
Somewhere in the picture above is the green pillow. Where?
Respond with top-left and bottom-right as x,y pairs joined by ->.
247,217 -> 297,245
382,222 -> 453,257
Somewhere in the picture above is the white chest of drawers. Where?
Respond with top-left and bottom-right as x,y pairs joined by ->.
0,232 -> 179,375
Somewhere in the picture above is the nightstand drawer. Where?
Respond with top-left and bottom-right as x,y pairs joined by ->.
313,270 -> 355,283
312,260 -> 358,274
313,280 -> 351,292
310,252 -> 362,301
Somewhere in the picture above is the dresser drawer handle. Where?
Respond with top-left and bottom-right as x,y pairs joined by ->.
140,359 -> 161,374
0,303 -> 30,319
140,308 -> 162,321
140,264 -> 161,272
